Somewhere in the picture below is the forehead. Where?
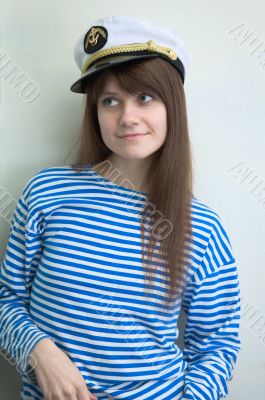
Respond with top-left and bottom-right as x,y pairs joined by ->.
97,69 -> 160,99
100,74 -> 124,93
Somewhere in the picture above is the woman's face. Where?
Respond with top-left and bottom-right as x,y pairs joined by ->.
96,74 -> 167,162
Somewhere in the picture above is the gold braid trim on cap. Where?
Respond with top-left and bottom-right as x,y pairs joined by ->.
81,40 -> 177,75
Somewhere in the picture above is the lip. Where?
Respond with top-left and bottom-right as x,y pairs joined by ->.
120,133 -> 149,139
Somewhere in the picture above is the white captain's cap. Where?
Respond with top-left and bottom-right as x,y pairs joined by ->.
70,15 -> 191,93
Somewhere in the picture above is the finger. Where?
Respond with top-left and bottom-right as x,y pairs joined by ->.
76,385 -> 97,400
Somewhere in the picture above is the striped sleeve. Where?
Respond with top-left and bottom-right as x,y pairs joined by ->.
181,216 -> 241,399
0,174 -> 52,375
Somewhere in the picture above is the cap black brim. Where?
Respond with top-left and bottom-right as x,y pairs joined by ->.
70,54 -> 161,93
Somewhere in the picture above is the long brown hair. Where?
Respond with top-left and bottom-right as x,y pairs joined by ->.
69,57 -> 194,307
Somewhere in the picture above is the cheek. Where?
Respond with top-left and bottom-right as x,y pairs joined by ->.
97,111 -> 117,148
97,111 -> 110,135
98,108 -> 117,128
97,109 -> 104,128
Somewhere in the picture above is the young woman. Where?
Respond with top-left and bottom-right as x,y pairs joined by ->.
0,15 -> 241,400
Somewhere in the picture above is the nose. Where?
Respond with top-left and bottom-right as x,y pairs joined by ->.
118,101 -> 140,127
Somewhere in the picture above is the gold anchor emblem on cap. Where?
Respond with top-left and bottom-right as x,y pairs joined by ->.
88,27 -> 100,46
84,26 -> 108,54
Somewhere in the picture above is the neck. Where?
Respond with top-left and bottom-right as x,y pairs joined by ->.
94,154 -> 153,193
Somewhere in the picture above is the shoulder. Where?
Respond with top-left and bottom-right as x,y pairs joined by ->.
14,166 -> 87,233
188,196 -> 236,282
190,196 -> 230,239
28,165 -> 79,184
191,196 -> 224,226
21,165 -> 84,201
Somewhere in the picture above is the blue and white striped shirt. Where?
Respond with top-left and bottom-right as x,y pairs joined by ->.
0,165 -> 241,399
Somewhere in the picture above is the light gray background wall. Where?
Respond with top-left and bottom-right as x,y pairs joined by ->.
1,0 -> 264,399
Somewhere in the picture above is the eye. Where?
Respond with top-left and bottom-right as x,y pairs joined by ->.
138,93 -> 154,103
101,97 -> 119,107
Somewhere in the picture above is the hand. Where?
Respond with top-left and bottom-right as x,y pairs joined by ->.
29,338 -> 97,400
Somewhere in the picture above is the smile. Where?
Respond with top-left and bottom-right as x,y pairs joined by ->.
120,134 -> 149,140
